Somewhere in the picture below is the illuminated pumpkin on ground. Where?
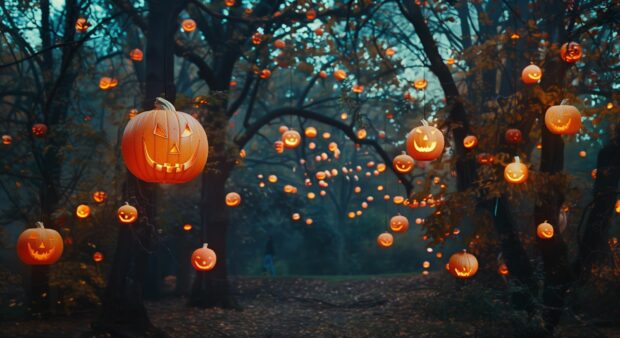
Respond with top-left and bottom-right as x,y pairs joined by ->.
560,42 -> 582,63
390,215 -> 409,233
225,192 -> 241,207
17,222 -> 63,265
281,130 -> 301,149
191,243 -> 217,271
463,135 -> 477,149
32,123 -> 48,137
521,64 -> 542,84
504,156 -> 528,184
377,232 -> 394,248
117,202 -> 138,224
406,120 -> 444,161
505,128 -> 522,144
92,191 -> 107,203
447,250 -> 478,279
544,102 -> 582,135
76,204 -> 91,219
181,19 -> 196,32
121,97 -> 208,184
537,220 -> 554,239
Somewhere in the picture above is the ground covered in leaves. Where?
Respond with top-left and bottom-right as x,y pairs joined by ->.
1,274 -> 618,337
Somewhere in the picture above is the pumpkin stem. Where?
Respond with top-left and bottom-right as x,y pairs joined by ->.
421,119 -> 429,126
202,243 -> 209,249
155,97 -> 176,111
514,156 -> 521,163
35,221 -> 44,229
560,99 -> 569,105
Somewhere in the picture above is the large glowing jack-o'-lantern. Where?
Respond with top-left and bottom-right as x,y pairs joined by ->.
17,222 -> 63,265
544,101 -> 582,135
537,220 -> 554,239
504,156 -> 528,184
121,97 -> 208,184
225,192 -> 241,207
377,232 -> 394,248
191,243 -> 217,271
406,120 -> 445,161
521,64 -> 542,84
447,250 -> 478,279
117,202 -> 138,224
390,215 -> 409,233
281,130 -> 301,149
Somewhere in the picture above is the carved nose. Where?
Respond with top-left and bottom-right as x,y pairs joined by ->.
423,135 -> 428,141
169,144 -> 179,154
39,243 -> 45,249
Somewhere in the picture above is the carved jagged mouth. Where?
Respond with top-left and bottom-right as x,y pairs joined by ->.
143,141 -> 199,173
413,140 -> 437,153
27,242 -> 54,261
552,118 -> 572,131
454,267 -> 473,277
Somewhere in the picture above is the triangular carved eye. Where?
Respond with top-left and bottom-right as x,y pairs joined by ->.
154,124 -> 167,138
182,123 -> 192,137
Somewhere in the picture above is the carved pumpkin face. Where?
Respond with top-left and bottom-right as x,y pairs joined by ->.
183,224 -> 192,231
505,128 -> 522,144
274,140 -> 284,154
76,204 -> 91,219
191,243 -> 217,271
498,263 -> 509,276
117,203 -> 138,224
447,250 -> 478,279
504,156 -> 528,184
121,98 -> 208,184
333,70 -> 347,81
377,232 -> 394,248
281,130 -> 301,149
537,221 -> 554,239
17,222 -> 63,265
225,192 -> 241,207
305,126 -> 317,138
32,123 -> 48,137
92,251 -> 104,263
2,134 -> 12,145
560,42 -> 582,63
92,191 -> 107,203
406,121 -> 444,161
521,64 -> 542,84
413,79 -> 427,90
356,128 -> 367,140
390,215 -> 409,233
392,153 -> 414,174
75,17 -> 90,33
463,135 -> 477,149
476,153 -> 495,165
544,103 -> 582,135
181,19 -> 196,32
129,48 -> 143,62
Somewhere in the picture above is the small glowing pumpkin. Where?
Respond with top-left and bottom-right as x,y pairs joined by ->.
76,204 -> 91,219
498,263 -> 509,276
129,48 -> 143,62
93,251 -> 104,263
505,128 -> 522,144
544,102 -> 582,135
225,192 -> 241,207
32,123 -> 48,137
537,220 -> 554,239
333,70 -> 347,81
2,134 -> 12,145
504,156 -> 528,184
406,120 -> 445,161
281,130 -> 301,149
377,232 -> 394,248
117,202 -> 138,224
305,126 -> 317,138
181,19 -> 196,32
447,250 -> 478,279
390,215 -> 409,233
92,191 -> 107,203
16,222 -> 63,265
393,152 -> 414,173
560,42 -> 582,63
463,135 -> 478,149
521,64 -> 542,84
191,243 -> 217,271
413,79 -> 427,90
75,17 -> 90,33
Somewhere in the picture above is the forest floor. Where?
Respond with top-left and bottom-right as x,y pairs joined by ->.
0,274 -> 618,338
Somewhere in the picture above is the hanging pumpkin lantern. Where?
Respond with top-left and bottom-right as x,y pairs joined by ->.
75,17 -> 90,33
505,128 -> 522,144
183,224 -> 192,231
225,192 -> 241,207
92,251 -> 104,263
16,222 -> 63,265
390,215 -> 409,233
259,69 -> 271,79
291,213 -> 301,221
356,128 -> 367,140
352,84 -> 364,94
117,202 -> 138,224
447,250 -> 478,279
406,120 -> 445,161
305,9 -> 317,21
268,175 -> 278,183
476,153 -> 495,165
181,19 -> 196,32
76,204 -> 91,219
98,77 -> 113,90
446,57 -> 455,65
92,191 -> 107,203
504,156 -> 528,184
333,70 -> 347,81
251,32 -> 263,45
498,263 -> 509,276
121,98 -> 208,184
191,243 -> 217,271
521,64 -> 542,84
2,134 -> 12,145
463,135 -> 477,149
544,102 -> 582,135
305,126 -> 317,138
560,42 -> 582,63
413,79 -> 427,90
537,220 -> 554,239
129,48 -> 144,62
377,232 -> 394,248
281,130 -> 301,149
32,123 -> 48,137
274,140 -> 284,154
305,218 -> 313,225
385,48 -> 396,57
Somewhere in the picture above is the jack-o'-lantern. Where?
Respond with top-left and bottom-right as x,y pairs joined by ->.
447,250 -> 478,279
544,102 -> 582,135
17,222 -> 63,265
504,156 -> 528,184
315,171 -> 326,180
268,175 -> 278,183
413,79 -> 427,90
191,243 -> 217,271
476,153 -> 495,165
32,123 -> 48,137
386,48 -> 395,57
92,191 -> 107,203
505,128 -> 522,144
281,130 -> 301,149
75,17 -> 90,33
393,196 -> 405,204
521,64 -> 542,84
377,232 -> 394,248
498,263 -> 509,276
292,213 -> 301,221
352,84 -> 364,93
129,48 -> 143,62
579,150 -> 587,158
117,202 -> 138,224
274,140 -> 284,154
615,200 -> 620,214
259,69 -> 271,79
183,224 -> 192,231
333,70 -> 347,81
93,251 -> 104,263
377,163 -> 386,172
2,134 -> 12,145
225,0 -> 236,6
356,129 -> 367,139
181,19 -> 196,32
305,218 -> 313,225
390,215 -> 409,233
463,135 -> 477,149
537,220 -> 554,239
560,42 -> 582,63
306,9 -> 317,20
225,192 -> 241,207
121,98 -> 208,184
446,57 -> 455,65
406,120 -> 444,161
76,204 -> 91,219
99,77 -> 113,90
305,126 -> 317,138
